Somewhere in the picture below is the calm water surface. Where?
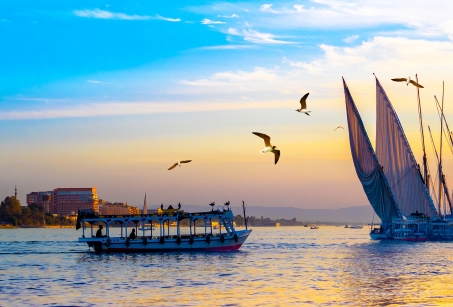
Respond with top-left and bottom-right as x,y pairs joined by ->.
1,226 -> 453,306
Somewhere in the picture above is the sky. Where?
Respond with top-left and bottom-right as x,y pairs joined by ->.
1,0 -> 453,211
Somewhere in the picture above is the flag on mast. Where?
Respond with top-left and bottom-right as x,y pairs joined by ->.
142,193 -> 147,214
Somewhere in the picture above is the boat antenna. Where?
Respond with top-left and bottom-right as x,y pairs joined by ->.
242,200 -> 248,230
438,81 -> 445,216
434,95 -> 453,154
428,125 -> 452,215
415,74 -> 429,189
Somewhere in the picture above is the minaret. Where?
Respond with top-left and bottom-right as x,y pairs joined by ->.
15,185 -> 17,199
142,193 -> 147,214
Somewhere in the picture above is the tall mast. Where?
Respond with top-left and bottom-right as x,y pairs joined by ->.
438,82 -> 445,215
415,74 -> 429,189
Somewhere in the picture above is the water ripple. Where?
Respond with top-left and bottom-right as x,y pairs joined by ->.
2,227 -> 453,306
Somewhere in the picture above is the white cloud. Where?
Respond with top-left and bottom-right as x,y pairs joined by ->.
343,35 -> 359,43
253,1 -> 453,40
86,79 -> 109,84
73,9 -> 180,22
201,18 -> 226,25
227,28 -> 240,35
217,14 -> 240,18
260,4 -> 278,13
227,27 -> 292,44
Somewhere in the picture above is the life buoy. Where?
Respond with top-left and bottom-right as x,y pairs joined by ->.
206,234 -> 211,245
189,235 -> 194,245
125,238 -> 130,248
159,236 -> 165,245
220,234 -> 225,244
234,233 -> 238,243
176,236 -> 182,245
143,237 -> 148,246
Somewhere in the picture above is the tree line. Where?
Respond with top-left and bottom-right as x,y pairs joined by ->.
0,196 -> 74,227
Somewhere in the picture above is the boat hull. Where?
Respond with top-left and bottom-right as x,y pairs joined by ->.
80,230 -> 252,253
370,233 -> 391,240
393,233 -> 427,242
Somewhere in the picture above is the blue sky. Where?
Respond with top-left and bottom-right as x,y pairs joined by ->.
1,1 -> 453,210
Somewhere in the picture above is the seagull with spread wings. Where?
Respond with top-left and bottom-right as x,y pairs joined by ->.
391,77 -> 424,88
252,132 -> 280,164
334,126 -> 344,131
296,93 -> 311,116
168,160 -> 192,170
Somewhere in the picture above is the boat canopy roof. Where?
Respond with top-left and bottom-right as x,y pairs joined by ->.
76,207 -> 234,229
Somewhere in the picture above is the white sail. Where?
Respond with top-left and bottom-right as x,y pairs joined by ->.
375,77 -> 437,218
343,78 -> 400,225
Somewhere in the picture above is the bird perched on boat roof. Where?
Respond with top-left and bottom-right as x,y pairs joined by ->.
296,93 -> 311,116
168,160 -> 192,170
391,77 -> 424,88
252,132 -> 280,164
334,126 -> 344,131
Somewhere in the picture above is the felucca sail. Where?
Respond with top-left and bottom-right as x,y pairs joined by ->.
375,77 -> 438,218
343,78 -> 400,225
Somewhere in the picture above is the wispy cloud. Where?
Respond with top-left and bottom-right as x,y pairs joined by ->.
73,9 -> 180,22
217,14 -> 240,18
343,35 -> 359,43
73,9 -> 150,20
227,28 -> 292,44
0,19 -> 11,22
201,18 -> 226,25
282,57 -> 323,74
181,67 -> 278,86
155,14 -> 181,22
196,45 -> 257,50
0,101 -> 287,120
86,79 -> 110,84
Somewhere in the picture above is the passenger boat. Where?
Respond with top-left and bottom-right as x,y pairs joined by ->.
349,225 -> 363,229
76,203 -> 252,253
310,225 -> 319,229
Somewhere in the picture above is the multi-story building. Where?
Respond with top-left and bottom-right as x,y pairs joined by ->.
26,191 -> 53,213
98,202 -> 140,215
51,187 -> 99,216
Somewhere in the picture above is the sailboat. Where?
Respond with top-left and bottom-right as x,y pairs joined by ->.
343,76 -> 438,241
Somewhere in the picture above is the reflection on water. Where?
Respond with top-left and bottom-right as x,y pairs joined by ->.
2,227 -> 453,306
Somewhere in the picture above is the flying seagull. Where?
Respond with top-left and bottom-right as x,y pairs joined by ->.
168,160 -> 192,170
296,93 -> 311,116
252,132 -> 280,164
391,77 -> 424,88
334,126 -> 344,131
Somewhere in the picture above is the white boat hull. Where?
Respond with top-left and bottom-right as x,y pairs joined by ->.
370,233 -> 391,240
80,230 -> 252,252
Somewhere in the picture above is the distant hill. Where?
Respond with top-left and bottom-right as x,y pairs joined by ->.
173,204 -> 380,224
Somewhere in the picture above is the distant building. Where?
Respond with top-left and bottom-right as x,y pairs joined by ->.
51,188 -> 99,216
26,191 -> 53,213
98,202 -> 140,215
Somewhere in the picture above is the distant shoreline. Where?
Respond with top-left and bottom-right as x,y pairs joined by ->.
0,225 -> 74,229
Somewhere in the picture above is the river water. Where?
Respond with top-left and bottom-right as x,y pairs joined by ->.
1,226 -> 453,306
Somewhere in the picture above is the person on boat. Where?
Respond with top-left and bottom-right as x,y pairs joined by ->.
96,225 -> 104,238
129,228 -> 136,240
